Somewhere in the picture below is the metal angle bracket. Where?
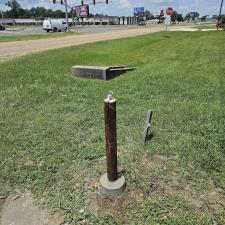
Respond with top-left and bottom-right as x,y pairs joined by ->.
143,110 -> 153,144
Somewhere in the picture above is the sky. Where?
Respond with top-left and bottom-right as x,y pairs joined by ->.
0,0 -> 224,17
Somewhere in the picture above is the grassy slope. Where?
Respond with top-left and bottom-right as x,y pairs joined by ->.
0,31 -> 224,224
0,31 -> 80,42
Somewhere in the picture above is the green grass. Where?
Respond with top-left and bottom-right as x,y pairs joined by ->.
0,31 -> 80,42
0,31 -> 225,224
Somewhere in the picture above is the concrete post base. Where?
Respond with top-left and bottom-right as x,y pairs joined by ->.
100,173 -> 126,197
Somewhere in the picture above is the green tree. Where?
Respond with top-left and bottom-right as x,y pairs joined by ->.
145,10 -> 154,20
5,0 -> 21,18
201,16 -> 207,22
171,11 -> 183,22
185,12 -> 199,21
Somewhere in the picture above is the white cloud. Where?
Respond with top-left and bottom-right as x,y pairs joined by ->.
148,0 -> 174,3
120,0 -> 132,9
0,0 -> 223,17
0,3 -> 8,11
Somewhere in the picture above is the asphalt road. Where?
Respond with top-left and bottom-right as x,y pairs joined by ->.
0,25 -> 142,36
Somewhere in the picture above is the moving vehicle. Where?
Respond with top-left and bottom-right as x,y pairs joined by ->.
43,19 -> 67,32
0,22 -> 5,31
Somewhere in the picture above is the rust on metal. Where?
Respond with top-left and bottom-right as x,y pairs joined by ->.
104,92 -> 118,181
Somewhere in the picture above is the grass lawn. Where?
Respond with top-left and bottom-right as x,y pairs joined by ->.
0,31 -> 80,42
0,31 -> 224,224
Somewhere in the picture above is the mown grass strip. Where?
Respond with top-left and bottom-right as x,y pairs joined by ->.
0,31 -> 80,42
0,31 -> 224,224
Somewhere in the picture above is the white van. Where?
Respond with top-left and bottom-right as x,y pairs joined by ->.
43,19 -> 67,32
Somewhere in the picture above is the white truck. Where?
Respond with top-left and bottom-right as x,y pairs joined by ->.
43,19 -> 67,32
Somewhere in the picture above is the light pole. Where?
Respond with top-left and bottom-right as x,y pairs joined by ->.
53,0 -> 70,31
176,2 -> 179,22
64,0 -> 70,32
0,10 -> 4,21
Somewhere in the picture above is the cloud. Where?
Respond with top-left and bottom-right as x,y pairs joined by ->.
147,0 -> 174,3
120,0 -> 132,9
0,3 -> 8,11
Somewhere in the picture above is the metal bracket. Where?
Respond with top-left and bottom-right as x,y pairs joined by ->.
143,110 -> 153,144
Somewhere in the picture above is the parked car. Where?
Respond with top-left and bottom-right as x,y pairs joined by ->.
0,23 -> 5,31
43,19 -> 67,32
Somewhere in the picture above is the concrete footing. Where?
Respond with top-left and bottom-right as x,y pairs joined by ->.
71,65 -> 136,80
100,173 -> 126,197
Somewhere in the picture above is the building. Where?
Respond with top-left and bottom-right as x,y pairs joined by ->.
78,16 -> 138,25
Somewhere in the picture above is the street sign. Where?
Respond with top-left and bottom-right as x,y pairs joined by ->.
160,10 -> 164,17
166,7 -> 173,16
134,7 -> 145,17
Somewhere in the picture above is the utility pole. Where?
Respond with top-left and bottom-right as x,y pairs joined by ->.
176,2 -> 179,22
0,10 -> 4,21
64,0 -> 70,32
53,0 -> 70,31
217,0 -> 224,30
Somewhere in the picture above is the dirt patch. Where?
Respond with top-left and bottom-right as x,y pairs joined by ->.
123,152 -> 225,215
138,155 -> 225,215
86,178 -> 144,223
170,27 -> 199,32
0,197 -> 6,221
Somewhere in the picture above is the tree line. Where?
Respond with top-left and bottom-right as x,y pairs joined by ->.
2,0 -> 109,20
2,0 -> 217,22
145,10 -> 215,22
2,0 -> 67,20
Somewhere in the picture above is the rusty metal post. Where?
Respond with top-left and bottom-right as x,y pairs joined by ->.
100,91 -> 126,197
104,91 -> 118,181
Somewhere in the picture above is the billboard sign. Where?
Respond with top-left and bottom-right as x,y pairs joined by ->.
134,7 -> 144,17
75,5 -> 89,17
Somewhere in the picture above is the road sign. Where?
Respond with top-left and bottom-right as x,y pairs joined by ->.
166,7 -> 173,16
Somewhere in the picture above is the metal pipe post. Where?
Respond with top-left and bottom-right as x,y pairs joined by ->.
104,92 -> 118,181
64,0 -> 70,32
